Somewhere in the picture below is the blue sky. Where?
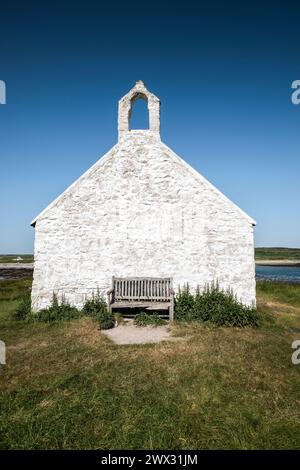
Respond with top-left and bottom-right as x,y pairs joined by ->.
0,1 -> 300,253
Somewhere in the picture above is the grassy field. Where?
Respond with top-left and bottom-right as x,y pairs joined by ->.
0,278 -> 300,449
255,247 -> 300,261
0,254 -> 34,264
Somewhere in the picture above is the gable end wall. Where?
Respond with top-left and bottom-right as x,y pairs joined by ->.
31,132 -> 256,311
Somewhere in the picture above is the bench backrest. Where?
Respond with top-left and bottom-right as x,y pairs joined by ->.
113,277 -> 173,302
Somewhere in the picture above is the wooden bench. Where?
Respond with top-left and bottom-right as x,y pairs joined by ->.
107,277 -> 174,321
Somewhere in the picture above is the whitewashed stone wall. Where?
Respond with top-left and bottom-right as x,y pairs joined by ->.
31,82 -> 256,311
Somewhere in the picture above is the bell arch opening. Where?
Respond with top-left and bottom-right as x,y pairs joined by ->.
118,81 -> 160,140
129,93 -> 149,130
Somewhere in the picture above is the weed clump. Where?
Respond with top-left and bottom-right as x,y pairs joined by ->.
134,312 -> 166,327
175,282 -> 260,327
82,291 -> 114,330
12,290 -> 32,321
34,293 -> 82,322
13,289 -> 114,329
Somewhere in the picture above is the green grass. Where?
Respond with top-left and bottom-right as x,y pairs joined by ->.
0,279 -> 300,449
255,247 -> 300,261
0,254 -> 33,264
257,280 -> 300,307
0,278 -> 32,301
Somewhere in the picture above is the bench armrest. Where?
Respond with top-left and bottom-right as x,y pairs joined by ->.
107,288 -> 113,295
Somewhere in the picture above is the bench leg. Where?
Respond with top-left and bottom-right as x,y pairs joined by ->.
107,295 -> 112,314
169,299 -> 174,322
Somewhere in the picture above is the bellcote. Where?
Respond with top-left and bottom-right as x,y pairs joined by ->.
118,80 -> 160,141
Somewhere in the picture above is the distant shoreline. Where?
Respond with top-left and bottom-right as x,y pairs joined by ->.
0,264 -> 33,280
1,261 -> 300,268
255,260 -> 300,267
0,263 -> 34,269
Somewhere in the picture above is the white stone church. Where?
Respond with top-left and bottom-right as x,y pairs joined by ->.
31,80 -> 256,311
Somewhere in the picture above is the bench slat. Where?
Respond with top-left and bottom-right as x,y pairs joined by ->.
108,277 -> 174,321
108,278 -> 173,319
112,277 -> 173,302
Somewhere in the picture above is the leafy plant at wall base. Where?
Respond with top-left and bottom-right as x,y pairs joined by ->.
134,312 -> 150,326
83,290 -> 106,318
12,290 -> 32,320
134,312 -> 166,327
175,282 -> 260,327
82,290 -> 114,329
33,293 -> 82,322
150,313 -> 167,326
174,284 -> 195,321
98,310 -> 115,330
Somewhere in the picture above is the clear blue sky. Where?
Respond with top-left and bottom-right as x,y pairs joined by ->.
1,1 -> 300,253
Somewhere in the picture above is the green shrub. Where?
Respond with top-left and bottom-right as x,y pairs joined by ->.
13,290 -> 32,320
98,310 -> 115,330
175,282 -> 260,327
150,313 -> 167,326
134,312 -> 166,327
33,293 -> 82,322
174,284 -> 195,321
134,312 -> 149,326
83,290 -> 106,318
83,291 -> 114,330
13,289 -> 114,328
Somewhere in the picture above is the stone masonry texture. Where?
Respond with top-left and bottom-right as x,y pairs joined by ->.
31,81 -> 256,311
